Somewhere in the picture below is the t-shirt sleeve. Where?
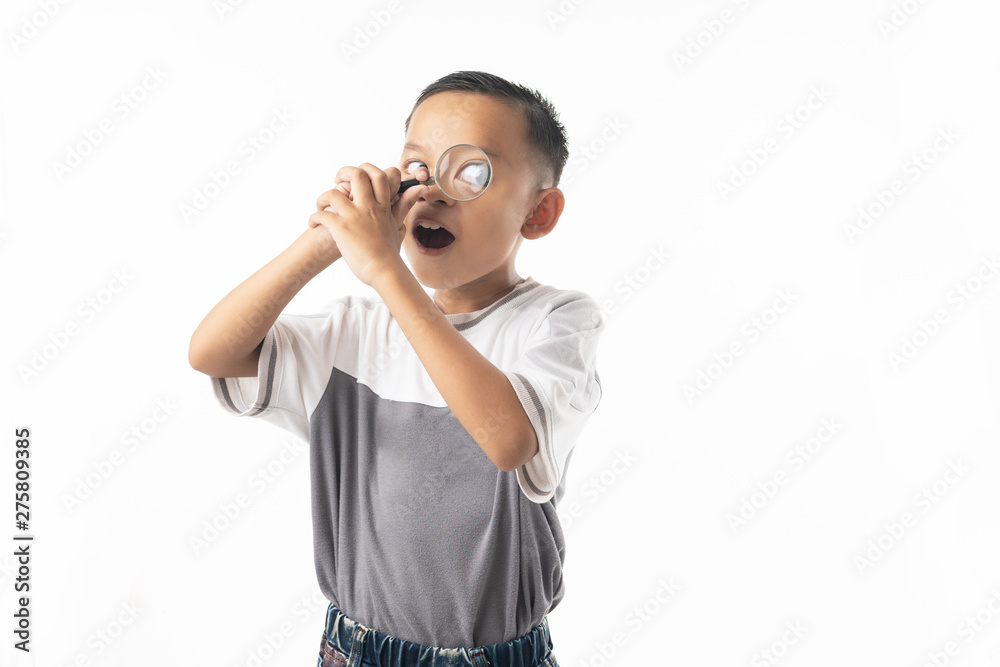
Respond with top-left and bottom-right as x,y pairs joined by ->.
209,309 -> 349,443
502,294 -> 605,504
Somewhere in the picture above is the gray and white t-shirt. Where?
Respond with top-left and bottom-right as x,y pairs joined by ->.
210,275 -> 604,648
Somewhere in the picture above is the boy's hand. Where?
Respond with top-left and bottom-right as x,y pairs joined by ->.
309,163 -> 427,286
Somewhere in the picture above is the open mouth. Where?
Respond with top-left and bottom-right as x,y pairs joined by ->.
414,221 -> 456,250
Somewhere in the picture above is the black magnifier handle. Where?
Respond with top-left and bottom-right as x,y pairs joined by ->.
398,177 -> 435,194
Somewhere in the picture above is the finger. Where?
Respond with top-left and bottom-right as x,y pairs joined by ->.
409,165 -> 431,183
391,182 -> 428,223
335,165 -> 376,208
316,184 -> 353,213
385,166 -> 402,195
329,177 -> 352,200
314,189 -> 350,220
356,163 -> 391,206
386,167 -> 403,207
391,165 -> 430,207
308,207 -> 339,229
333,166 -> 359,187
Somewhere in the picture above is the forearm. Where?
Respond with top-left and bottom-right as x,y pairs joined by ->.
189,225 -> 341,377
372,262 -> 538,472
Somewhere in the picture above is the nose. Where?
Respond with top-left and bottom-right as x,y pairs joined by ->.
417,179 -> 456,205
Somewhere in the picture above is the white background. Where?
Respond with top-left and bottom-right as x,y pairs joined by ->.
3,0 -> 1000,665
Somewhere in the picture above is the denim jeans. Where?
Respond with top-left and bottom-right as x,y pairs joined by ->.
317,602 -> 560,667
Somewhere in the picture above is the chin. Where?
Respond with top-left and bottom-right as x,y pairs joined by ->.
402,254 -> 451,289
414,272 -> 460,290
411,265 -> 465,291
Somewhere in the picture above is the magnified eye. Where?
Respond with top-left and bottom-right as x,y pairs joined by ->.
456,161 -> 490,187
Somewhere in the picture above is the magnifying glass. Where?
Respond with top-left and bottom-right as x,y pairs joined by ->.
397,143 -> 492,201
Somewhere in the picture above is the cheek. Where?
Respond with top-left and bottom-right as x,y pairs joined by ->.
472,195 -> 519,229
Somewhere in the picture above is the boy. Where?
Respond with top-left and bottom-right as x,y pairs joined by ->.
189,71 -> 604,667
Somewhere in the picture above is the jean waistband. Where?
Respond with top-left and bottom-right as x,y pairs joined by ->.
321,602 -> 553,667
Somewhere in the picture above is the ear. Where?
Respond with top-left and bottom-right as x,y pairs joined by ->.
521,188 -> 565,240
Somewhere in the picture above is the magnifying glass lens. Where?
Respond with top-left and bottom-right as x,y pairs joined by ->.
398,144 -> 492,201
436,145 -> 491,201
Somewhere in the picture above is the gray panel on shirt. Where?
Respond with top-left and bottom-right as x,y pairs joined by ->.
310,365 -> 566,648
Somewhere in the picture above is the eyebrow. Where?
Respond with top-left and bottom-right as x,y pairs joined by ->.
403,142 -> 502,162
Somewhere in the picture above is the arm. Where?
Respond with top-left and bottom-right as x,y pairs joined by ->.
188,224 -> 341,378
371,261 -> 538,473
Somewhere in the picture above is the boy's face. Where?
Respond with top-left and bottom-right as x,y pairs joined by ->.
399,91 -> 548,291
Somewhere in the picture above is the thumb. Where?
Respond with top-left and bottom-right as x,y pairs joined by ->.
392,184 -> 427,220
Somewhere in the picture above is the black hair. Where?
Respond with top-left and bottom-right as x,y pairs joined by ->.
403,70 -> 569,189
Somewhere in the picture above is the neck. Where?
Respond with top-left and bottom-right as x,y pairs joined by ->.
433,274 -> 524,315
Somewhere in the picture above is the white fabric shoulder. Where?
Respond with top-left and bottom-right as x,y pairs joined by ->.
502,289 -> 606,503
209,294 -> 378,442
